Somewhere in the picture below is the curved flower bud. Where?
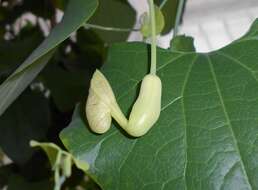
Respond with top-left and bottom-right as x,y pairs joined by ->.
126,74 -> 162,137
86,70 -> 127,134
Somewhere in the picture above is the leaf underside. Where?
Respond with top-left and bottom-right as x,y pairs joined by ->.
61,19 -> 258,190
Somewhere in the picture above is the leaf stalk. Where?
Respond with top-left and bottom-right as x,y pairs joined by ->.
148,0 -> 157,75
84,23 -> 140,32
173,0 -> 185,38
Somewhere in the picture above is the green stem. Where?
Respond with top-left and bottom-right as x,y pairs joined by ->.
173,0 -> 185,38
53,152 -> 66,190
85,23 -> 140,32
159,0 -> 168,9
148,0 -> 157,75
53,151 -> 61,170
110,103 -> 128,129
54,168 -> 61,190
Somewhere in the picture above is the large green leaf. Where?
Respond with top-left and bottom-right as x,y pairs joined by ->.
0,0 -> 98,116
61,19 -> 258,189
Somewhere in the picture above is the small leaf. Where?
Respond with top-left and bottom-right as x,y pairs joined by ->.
0,0 -> 98,117
155,0 -> 185,34
30,140 -> 90,173
140,5 -> 165,38
30,140 -> 60,167
170,35 -> 195,52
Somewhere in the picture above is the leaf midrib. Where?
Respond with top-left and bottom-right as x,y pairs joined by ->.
181,55 -> 198,190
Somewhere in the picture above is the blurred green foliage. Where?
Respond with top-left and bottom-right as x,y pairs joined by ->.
0,0 -> 113,189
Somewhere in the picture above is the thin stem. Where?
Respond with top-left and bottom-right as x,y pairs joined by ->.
53,152 -> 63,190
159,0 -> 168,9
54,168 -> 61,190
173,0 -> 185,38
110,103 -> 128,129
54,172 -> 66,190
148,0 -> 157,75
53,151 -> 61,170
84,23 -> 140,32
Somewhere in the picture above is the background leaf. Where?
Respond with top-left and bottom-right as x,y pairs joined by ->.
41,28 -> 106,112
140,5 -> 165,37
0,90 -> 50,165
88,0 -> 136,42
170,35 -> 195,52
7,175 -> 52,190
155,0 -> 186,34
0,0 -> 98,117
30,140 -> 90,173
61,19 -> 258,189
0,26 -> 44,77
42,64 -> 91,112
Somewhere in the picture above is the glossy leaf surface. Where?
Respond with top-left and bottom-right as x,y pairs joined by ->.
61,19 -> 258,190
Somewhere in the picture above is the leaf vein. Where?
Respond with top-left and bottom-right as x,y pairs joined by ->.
181,54 -> 198,190
216,51 -> 258,83
207,55 -> 253,189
